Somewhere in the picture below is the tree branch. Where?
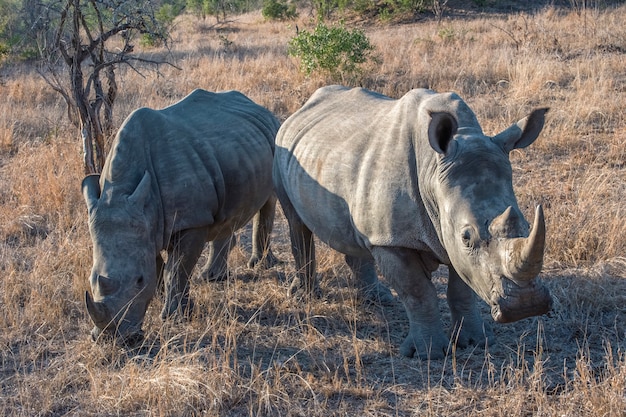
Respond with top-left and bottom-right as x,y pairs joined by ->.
37,0 -> 176,174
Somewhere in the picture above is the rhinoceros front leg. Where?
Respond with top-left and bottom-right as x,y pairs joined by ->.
344,255 -> 394,304
199,236 -> 235,282
156,252 -> 166,294
447,267 -> 494,348
248,194 -> 279,269
161,227 -> 208,320
371,247 -> 449,359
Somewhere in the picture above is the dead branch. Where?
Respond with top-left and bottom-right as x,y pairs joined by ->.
36,0 -> 177,174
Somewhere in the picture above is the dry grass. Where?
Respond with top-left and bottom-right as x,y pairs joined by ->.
1,4 -> 625,416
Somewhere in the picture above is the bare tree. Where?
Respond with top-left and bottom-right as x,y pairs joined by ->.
432,0 -> 448,25
36,0 -> 177,174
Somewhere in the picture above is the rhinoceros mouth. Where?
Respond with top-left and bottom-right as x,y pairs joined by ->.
490,276 -> 552,323
90,324 -> 145,348
120,331 -> 145,348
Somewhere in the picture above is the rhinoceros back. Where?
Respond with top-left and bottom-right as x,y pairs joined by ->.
275,86 -> 449,260
102,89 -> 279,247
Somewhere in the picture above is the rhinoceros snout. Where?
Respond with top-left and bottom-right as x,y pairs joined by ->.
90,326 -> 102,342
121,331 -> 145,348
90,325 -> 145,348
490,277 -> 552,323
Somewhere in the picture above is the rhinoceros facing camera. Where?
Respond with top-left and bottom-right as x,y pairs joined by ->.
273,85 -> 552,359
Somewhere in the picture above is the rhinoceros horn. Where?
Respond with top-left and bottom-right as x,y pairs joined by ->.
95,275 -> 120,296
85,291 -> 112,329
504,205 -> 545,283
489,206 -> 522,237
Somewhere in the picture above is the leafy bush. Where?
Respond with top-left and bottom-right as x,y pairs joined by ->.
157,1 -> 185,26
143,1 -> 186,46
187,0 -> 260,22
262,0 -> 297,20
0,42 -> 9,59
0,0 -> 39,60
288,22 -> 374,81
312,0 -> 340,19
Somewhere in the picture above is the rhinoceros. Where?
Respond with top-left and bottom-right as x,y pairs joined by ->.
83,89 -> 280,345
273,85 -> 552,359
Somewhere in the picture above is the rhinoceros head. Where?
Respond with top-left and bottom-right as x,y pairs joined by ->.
82,172 -> 158,345
426,106 -> 552,323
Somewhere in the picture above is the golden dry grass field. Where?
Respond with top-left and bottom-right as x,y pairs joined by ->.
0,3 -> 625,416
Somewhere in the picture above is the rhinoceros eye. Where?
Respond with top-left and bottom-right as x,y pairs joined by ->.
136,276 -> 144,288
461,227 -> 474,248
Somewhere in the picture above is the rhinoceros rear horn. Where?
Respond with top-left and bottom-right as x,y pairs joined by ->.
506,205 -> 546,282
427,111 -> 459,155
489,206 -> 521,237
128,171 -> 151,210
82,174 -> 101,213
85,291 -> 112,330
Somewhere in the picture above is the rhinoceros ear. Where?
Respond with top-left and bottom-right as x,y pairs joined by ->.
493,108 -> 549,152
82,174 -> 101,213
427,111 -> 458,155
128,171 -> 152,210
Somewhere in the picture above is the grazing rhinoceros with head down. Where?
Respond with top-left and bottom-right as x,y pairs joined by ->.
273,85 -> 552,359
83,89 -> 280,345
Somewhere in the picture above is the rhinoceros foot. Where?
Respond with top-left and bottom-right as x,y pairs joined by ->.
288,275 -> 322,300
491,277 -> 552,323
247,249 -> 281,270
161,297 -> 195,321
449,318 -> 494,350
360,281 -> 395,305
399,331 -> 450,360
201,265 -> 229,282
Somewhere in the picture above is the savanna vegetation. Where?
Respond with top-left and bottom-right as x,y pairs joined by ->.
0,0 -> 625,415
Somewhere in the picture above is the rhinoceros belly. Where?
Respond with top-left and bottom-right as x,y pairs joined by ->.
286,171 -> 370,257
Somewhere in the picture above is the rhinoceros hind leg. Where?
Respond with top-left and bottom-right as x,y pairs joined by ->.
285,219 -> 320,299
274,164 -> 319,298
344,255 -> 394,305
372,247 -> 450,360
200,236 -> 235,282
161,228 -> 207,320
447,267 -> 494,348
277,200 -> 319,299
248,194 -> 280,270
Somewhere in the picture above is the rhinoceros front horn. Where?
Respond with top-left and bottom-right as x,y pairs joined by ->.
85,291 -> 112,329
505,205 -> 546,283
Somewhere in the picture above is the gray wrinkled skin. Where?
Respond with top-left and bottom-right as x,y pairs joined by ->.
83,89 -> 280,345
273,86 -> 552,359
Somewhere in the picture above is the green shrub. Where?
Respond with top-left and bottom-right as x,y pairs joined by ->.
156,2 -> 183,26
0,0 -> 36,60
262,0 -> 297,20
187,0 -> 259,22
0,41 -> 9,59
312,0 -> 339,20
288,22 -> 374,81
